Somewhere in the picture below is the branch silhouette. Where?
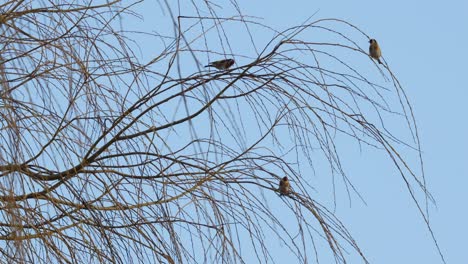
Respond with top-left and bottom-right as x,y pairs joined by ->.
0,1 -> 443,263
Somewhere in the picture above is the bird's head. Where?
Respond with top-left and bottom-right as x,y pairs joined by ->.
282,176 -> 288,181
369,39 -> 376,44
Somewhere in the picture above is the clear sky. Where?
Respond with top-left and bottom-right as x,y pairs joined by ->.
132,0 -> 467,263
249,1 -> 467,263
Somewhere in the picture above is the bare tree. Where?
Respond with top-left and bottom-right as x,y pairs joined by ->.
0,0 -> 443,263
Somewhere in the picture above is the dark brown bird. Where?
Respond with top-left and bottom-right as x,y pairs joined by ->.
205,59 -> 235,70
369,39 -> 382,64
279,176 -> 290,195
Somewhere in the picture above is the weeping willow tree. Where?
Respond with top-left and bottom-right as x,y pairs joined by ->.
0,0 -> 444,263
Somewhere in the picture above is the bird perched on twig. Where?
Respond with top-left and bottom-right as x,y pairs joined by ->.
279,176 -> 290,195
369,39 -> 382,64
205,59 -> 235,70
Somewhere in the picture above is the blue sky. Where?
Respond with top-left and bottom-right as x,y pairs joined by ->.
272,1 -> 467,263
131,0 -> 467,262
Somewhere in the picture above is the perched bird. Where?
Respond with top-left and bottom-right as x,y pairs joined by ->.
205,59 -> 235,70
279,176 -> 291,195
369,39 -> 382,64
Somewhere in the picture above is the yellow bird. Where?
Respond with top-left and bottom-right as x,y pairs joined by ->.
369,39 -> 382,64
205,59 -> 235,70
279,176 -> 291,195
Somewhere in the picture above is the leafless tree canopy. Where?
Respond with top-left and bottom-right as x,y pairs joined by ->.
0,0 -> 442,263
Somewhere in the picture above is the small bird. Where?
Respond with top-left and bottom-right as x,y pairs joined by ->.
205,59 -> 235,70
369,39 -> 382,64
279,176 -> 291,195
